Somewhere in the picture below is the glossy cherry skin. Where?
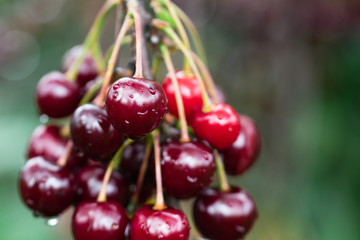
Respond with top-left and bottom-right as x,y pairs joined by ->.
18,157 -> 76,217
70,104 -> 124,160
220,115 -> 262,175
129,205 -> 190,240
193,186 -> 258,240
161,141 -> 215,199
27,125 -> 87,170
62,45 -> 98,87
191,103 -> 241,150
36,71 -> 80,118
75,165 -> 130,206
72,201 -> 128,240
162,71 -> 202,121
105,77 -> 167,139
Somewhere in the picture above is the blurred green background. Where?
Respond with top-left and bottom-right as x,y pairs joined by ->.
1,0 -> 360,239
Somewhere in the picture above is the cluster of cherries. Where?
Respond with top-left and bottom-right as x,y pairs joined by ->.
18,1 -> 262,239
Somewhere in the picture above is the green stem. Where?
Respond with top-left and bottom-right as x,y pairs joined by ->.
91,42 -> 105,74
161,0 -> 191,75
152,55 -> 161,78
154,19 -> 213,113
173,3 -> 207,65
214,150 -> 231,192
97,138 -> 134,202
65,0 -> 120,82
160,44 -> 190,142
79,78 -> 103,106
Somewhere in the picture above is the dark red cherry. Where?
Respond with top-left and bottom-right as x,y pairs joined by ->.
27,125 -> 87,171
161,141 -> 215,199
193,186 -> 258,240
105,77 -> 167,139
191,103 -> 241,150
162,71 -> 202,121
220,115 -> 261,175
70,104 -> 124,160
75,165 -> 130,206
62,45 -> 98,87
120,141 -> 154,182
72,201 -> 128,240
36,71 -> 80,118
129,205 -> 190,240
18,157 -> 76,217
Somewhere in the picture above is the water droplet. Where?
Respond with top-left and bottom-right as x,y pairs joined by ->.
112,91 -> 118,99
125,120 -> 130,124
111,223 -> 119,230
126,82 -> 131,86
113,83 -> 120,90
138,110 -> 148,116
149,85 -> 156,95
187,176 -> 197,183
129,94 -> 134,98
46,217 -> 59,226
140,87 -> 143,92
39,114 -> 49,123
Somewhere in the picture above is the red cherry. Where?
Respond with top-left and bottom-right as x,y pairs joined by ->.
72,201 -> 128,240
75,165 -> 130,206
161,141 -> 215,199
70,104 -> 124,160
19,157 -> 76,217
62,45 -> 98,87
193,186 -> 258,240
27,125 -> 87,170
105,77 -> 167,139
129,205 -> 190,240
220,115 -> 261,175
191,103 -> 241,150
162,70 -> 202,121
36,71 -> 80,118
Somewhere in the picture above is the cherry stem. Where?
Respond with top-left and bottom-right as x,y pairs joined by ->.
79,78 -> 103,106
129,0 -> 144,79
60,123 -> 70,139
94,14 -> 133,107
172,2 -> 207,65
214,150 -> 231,192
152,130 -> 166,210
160,44 -> 190,142
191,51 -> 219,103
65,0 -> 120,82
56,141 -> 73,168
152,55 -> 161,78
97,138 -> 133,203
162,0 -> 191,76
130,137 -> 153,210
154,20 -> 213,113
91,42 -> 106,74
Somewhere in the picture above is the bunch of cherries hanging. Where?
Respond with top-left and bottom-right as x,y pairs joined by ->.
18,0 -> 261,239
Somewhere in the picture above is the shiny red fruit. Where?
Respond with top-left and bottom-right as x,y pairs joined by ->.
191,103 -> 241,150
162,71 -> 202,121
105,77 -> 167,139
70,104 -> 124,160
36,71 -> 80,118
193,186 -> 258,240
72,201 -> 128,240
220,115 -> 261,175
161,141 -> 215,199
19,157 -> 76,217
27,125 -> 87,170
75,165 -> 130,206
129,205 -> 190,240
62,45 -> 98,87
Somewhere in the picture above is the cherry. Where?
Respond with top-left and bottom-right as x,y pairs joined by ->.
27,125 -> 87,170
72,201 -> 128,240
161,141 -> 215,199
129,205 -> 190,240
76,165 -> 130,206
36,71 -> 80,118
191,103 -> 241,150
120,141 -> 154,182
193,186 -> 258,240
220,115 -> 262,175
62,45 -> 98,87
162,71 -> 202,122
18,157 -> 76,217
105,77 -> 167,139
70,104 -> 124,160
